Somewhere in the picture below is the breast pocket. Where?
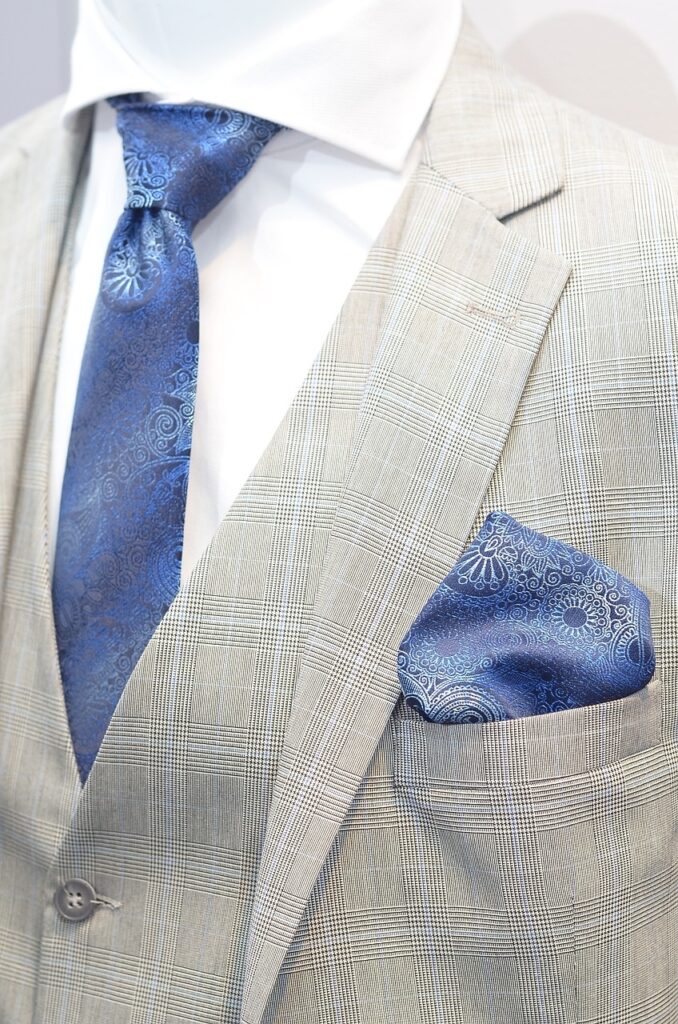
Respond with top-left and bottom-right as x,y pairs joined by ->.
391,675 -> 678,1023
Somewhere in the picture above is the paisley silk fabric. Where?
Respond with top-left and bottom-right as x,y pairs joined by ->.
398,511 -> 655,723
52,96 -> 283,780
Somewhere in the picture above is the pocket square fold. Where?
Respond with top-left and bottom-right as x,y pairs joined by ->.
398,511 -> 655,724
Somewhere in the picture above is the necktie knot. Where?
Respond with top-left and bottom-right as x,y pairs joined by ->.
109,95 -> 283,228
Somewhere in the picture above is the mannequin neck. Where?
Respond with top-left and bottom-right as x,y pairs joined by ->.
94,0 -> 329,85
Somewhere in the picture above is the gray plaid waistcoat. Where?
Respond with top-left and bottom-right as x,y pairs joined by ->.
1,18 -> 677,1024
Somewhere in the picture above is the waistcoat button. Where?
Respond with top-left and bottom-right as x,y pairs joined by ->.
54,878 -> 98,922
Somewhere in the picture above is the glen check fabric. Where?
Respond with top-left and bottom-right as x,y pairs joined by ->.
52,97 -> 281,780
1,16 -> 678,1024
398,510 -> 655,723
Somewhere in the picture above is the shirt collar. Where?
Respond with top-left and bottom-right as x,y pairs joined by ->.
62,0 -> 462,171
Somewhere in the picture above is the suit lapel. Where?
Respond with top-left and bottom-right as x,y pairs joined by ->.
0,23 -> 572,1018
241,19 -> 572,1023
0,103 -> 91,596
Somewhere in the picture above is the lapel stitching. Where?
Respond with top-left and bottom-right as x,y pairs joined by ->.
241,142 -> 573,1024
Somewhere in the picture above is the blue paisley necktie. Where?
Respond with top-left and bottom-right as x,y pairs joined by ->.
52,96 -> 283,781
398,511 -> 655,723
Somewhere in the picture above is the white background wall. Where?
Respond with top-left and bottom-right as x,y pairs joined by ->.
2,1 -> 677,144
1,0 -> 77,127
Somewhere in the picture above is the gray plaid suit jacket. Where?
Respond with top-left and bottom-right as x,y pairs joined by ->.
0,16 -> 677,1024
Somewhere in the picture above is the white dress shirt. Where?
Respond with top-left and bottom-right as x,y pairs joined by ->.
56,0 -> 462,582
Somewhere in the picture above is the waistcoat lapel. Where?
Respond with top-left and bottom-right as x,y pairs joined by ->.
241,18 -> 573,1023
0,102 -> 93,1012
0,103 -> 92,798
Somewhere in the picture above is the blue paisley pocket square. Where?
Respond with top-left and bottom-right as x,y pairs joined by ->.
397,511 -> 655,724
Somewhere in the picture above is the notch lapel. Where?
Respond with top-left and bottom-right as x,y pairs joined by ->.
241,18 -> 572,1023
